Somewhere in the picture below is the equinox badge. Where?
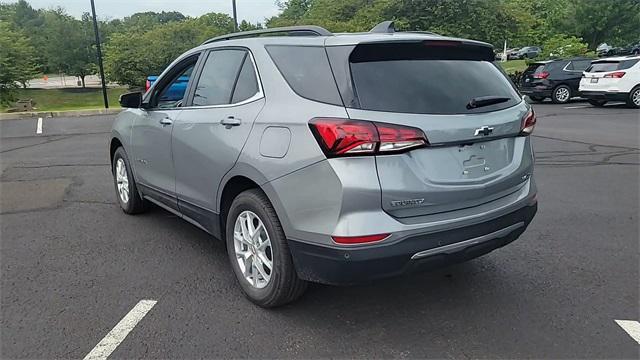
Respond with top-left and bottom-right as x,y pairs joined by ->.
474,126 -> 494,136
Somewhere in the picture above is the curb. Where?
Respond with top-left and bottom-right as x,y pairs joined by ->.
0,108 -> 121,120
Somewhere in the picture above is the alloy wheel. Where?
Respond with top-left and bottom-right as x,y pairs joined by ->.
233,210 -> 273,289
115,158 -> 130,204
555,87 -> 570,103
633,89 -> 640,106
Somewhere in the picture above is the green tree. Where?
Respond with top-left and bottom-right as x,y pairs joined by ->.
562,0 -> 640,49
104,14 -> 235,86
0,21 -> 38,105
40,10 -> 97,87
539,34 -> 592,59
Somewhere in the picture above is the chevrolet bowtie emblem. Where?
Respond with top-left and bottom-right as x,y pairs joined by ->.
474,126 -> 494,136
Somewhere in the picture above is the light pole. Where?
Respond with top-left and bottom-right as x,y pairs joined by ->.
232,0 -> 238,32
90,0 -> 109,108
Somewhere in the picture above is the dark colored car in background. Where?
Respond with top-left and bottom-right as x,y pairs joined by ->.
519,58 -> 592,103
598,42 -> 640,57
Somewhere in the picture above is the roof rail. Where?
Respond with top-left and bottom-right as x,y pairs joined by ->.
202,25 -> 333,45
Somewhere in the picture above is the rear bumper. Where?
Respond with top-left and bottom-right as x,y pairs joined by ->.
288,202 -> 537,285
581,91 -> 629,102
519,87 -> 552,98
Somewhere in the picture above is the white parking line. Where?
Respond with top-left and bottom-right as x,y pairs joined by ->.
615,319 -> 640,344
83,299 -> 157,360
563,105 -> 591,109
36,117 -> 42,134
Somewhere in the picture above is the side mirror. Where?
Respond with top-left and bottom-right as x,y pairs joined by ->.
119,92 -> 143,108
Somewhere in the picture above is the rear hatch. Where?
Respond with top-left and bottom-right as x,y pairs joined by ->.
520,62 -> 549,89
342,40 -> 533,218
581,59 -> 639,91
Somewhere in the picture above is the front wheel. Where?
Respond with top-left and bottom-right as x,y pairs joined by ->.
551,85 -> 572,104
112,147 -> 148,214
627,86 -> 640,109
226,189 -> 307,307
588,99 -> 607,107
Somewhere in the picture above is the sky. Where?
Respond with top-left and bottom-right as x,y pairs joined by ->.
7,0 -> 282,24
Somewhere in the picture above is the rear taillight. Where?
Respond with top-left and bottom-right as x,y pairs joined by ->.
309,118 -> 428,157
533,71 -> 549,79
332,233 -> 390,245
520,109 -> 536,135
604,71 -> 625,78
309,118 -> 378,155
377,122 -> 428,153
145,79 -> 151,91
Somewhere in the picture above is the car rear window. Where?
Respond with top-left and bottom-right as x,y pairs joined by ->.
587,59 -> 639,72
349,43 -> 520,114
266,45 -> 343,106
525,64 -> 546,74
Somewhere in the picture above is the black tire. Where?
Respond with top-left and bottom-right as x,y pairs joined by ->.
551,85 -> 572,104
588,99 -> 607,107
226,189 -> 307,307
626,86 -> 640,109
529,96 -> 545,103
112,147 -> 148,214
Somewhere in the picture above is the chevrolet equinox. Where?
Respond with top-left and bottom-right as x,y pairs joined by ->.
110,21 -> 538,307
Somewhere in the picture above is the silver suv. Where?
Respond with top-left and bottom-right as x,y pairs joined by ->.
110,22 -> 538,307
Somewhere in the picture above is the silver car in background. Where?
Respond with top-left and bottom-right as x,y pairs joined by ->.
110,21 -> 538,307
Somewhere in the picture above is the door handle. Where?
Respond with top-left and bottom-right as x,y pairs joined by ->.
159,117 -> 173,126
220,116 -> 241,127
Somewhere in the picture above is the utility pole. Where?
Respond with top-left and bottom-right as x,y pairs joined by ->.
232,0 -> 238,32
90,0 -> 109,108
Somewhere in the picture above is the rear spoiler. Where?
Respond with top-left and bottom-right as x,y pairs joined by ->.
349,40 -> 495,63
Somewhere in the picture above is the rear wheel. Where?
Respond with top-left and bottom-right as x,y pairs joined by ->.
588,99 -> 607,107
529,96 -> 545,103
551,85 -> 572,104
112,147 -> 148,214
226,189 -> 307,307
627,86 -> 640,108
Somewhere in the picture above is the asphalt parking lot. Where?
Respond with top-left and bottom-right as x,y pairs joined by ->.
1,102 -> 638,358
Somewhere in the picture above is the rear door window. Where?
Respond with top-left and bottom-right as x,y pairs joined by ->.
571,60 -> 591,71
231,55 -> 260,103
349,44 -> 520,114
192,49 -> 246,106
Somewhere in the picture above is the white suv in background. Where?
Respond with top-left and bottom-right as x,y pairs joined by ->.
579,56 -> 640,108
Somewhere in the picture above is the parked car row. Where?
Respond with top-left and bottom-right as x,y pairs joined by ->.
495,46 -> 542,60
518,55 -> 640,108
597,42 -> 640,57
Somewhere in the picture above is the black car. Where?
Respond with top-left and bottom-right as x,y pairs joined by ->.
519,58 -> 592,104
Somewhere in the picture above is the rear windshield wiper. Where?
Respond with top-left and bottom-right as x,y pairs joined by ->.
466,96 -> 511,109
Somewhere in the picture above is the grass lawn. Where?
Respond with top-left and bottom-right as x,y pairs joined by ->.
499,60 -> 529,74
2,87 -> 129,112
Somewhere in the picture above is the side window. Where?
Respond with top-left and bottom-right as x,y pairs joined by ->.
565,61 -> 574,71
192,50 -> 246,106
573,60 -> 591,71
231,55 -> 260,103
154,63 -> 196,109
266,45 -> 343,106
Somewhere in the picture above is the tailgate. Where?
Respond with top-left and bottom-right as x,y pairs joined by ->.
348,107 -> 533,217
346,41 -> 533,218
